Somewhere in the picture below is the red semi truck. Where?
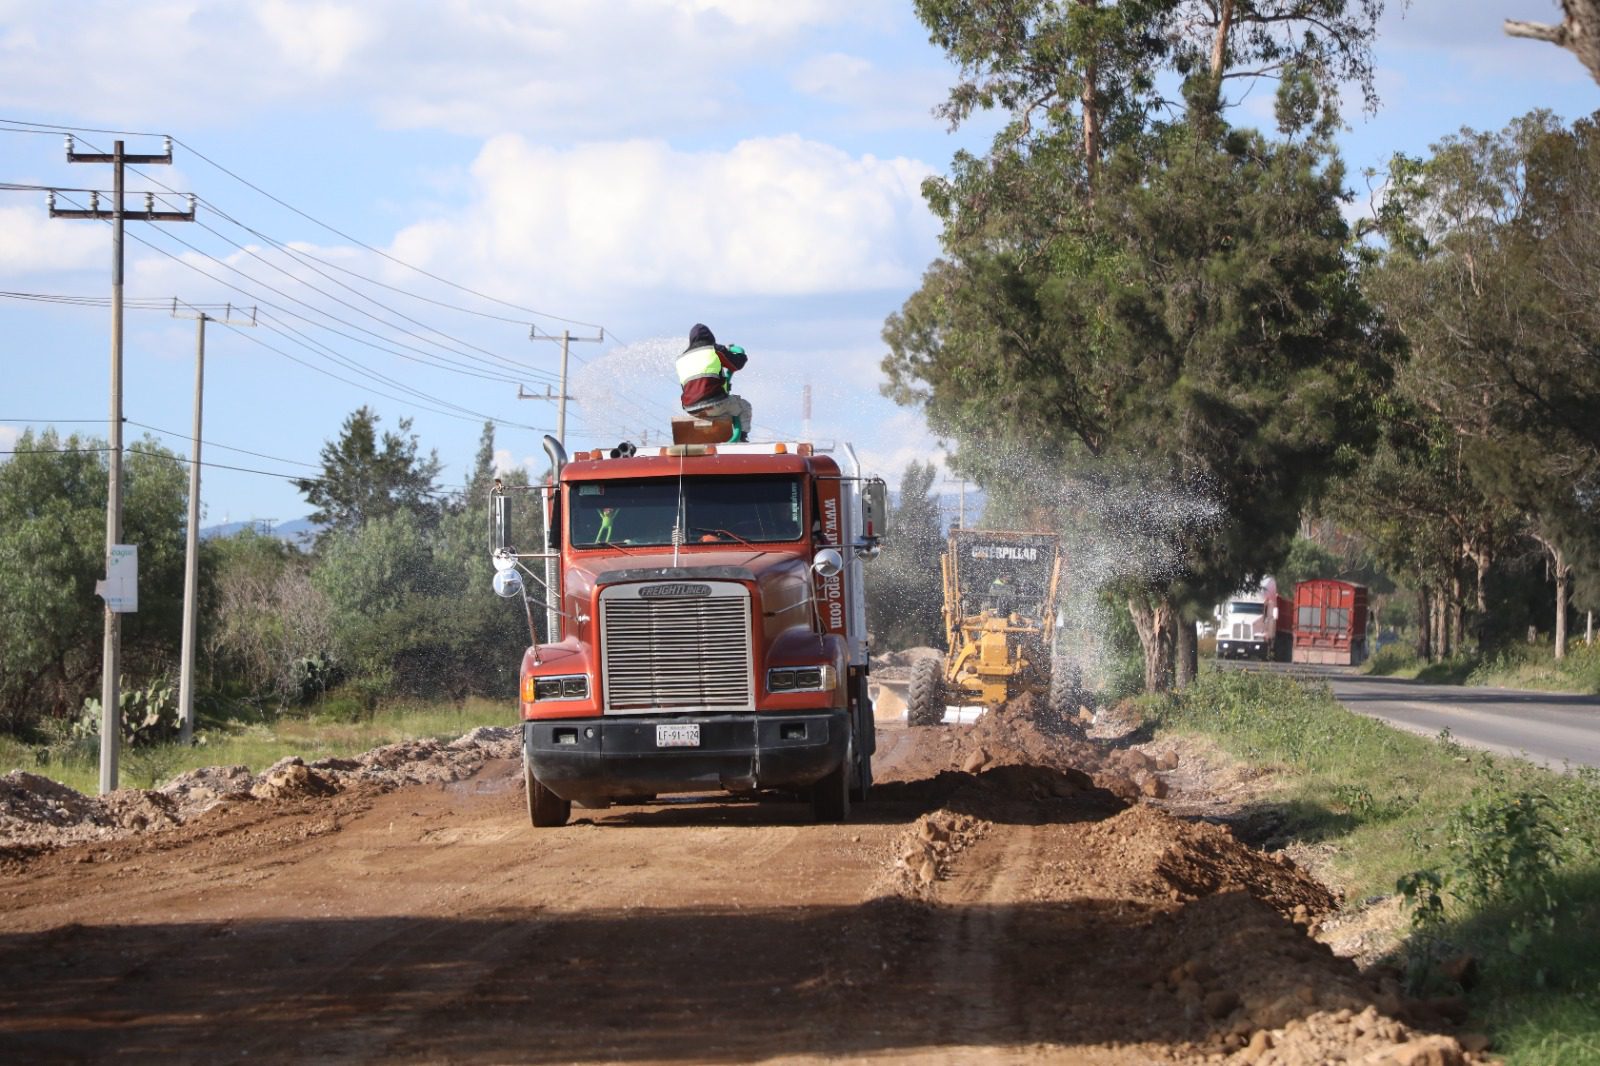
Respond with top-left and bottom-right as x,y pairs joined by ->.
489,434 -> 887,827
1290,579 -> 1369,665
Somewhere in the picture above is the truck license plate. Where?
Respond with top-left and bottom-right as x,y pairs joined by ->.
655,723 -> 700,748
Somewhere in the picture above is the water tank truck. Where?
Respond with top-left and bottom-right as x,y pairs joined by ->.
489,434 -> 888,826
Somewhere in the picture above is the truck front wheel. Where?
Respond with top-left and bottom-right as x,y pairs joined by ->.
811,736 -> 852,823
525,760 -> 571,828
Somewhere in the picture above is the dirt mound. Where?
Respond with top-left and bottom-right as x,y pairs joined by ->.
0,725 -> 521,851
252,758 -> 339,801
1074,805 -> 1337,919
883,693 -> 1176,805
0,771 -> 183,849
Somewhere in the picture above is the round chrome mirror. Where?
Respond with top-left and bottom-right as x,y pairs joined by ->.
492,567 -> 525,599
811,547 -> 844,579
492,548 -> 518,573
854,543 -> 881,562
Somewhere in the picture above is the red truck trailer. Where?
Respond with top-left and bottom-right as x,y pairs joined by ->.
489,434 -> 887,827
1291,580 -> 1369,665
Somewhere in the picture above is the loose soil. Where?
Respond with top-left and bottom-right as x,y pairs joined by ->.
0,704 -> 1489,1064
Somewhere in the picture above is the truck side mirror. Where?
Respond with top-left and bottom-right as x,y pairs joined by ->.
862,478 -> 888,542
491,492 -> 514,555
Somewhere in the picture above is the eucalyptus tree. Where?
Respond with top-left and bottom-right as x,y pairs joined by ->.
887,3 -> 1394,690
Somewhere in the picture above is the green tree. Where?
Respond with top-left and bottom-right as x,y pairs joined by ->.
867,461 -> 945,651
295,406 -> 443,542
0,429 -> 187,730
886,74 -> 1391,691
1362,111 -> 1600,658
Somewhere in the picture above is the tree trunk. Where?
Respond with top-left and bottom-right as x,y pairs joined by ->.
1505,2 -> 1600,87
1079,0 -> 1100,189
1440,585 -> 1452,659
1128,593 -> 1176,694
1555,543 -> 1570,661
1175,617 -> 1198,690
1210,0 -> 1235,76
1450,571 -> 1465,655
1417,585 -> 1432,661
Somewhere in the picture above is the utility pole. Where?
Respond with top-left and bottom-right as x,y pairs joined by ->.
943,477 -> 969,528
522,327 -> 603,447
171,301 -> 256,747
50,137 -> 195,795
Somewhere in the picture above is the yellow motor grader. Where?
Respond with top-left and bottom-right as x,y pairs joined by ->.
906,529 -> 1078,726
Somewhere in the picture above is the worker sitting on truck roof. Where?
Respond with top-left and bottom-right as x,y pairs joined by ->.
677,323 -> 751,442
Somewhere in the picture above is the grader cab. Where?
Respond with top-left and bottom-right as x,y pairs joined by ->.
906,529 -> 1077,727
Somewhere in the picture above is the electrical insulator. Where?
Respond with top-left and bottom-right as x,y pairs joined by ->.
187,193 -> 197,215
145,192 -> 155,212
46,191 -> 56,211
163,136 -> 173,157
88,191 -> 99,212
65,135 -> 74,156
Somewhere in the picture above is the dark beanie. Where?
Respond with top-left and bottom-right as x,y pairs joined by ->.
687,323 -> 716,350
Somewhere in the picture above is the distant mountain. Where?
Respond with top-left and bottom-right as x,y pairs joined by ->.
200,516 -> 319,548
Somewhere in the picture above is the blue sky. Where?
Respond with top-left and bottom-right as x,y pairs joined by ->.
1,0 -> 1594,529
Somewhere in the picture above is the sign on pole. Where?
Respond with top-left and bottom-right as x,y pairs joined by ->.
95,544 -> 138,613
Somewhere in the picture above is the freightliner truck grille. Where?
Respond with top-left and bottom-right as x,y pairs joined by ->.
599,581 -> 754,713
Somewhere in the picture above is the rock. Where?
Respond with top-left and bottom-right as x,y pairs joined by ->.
1140,774 -> 1169,799
1360,1034 -> 1466,1066
918,857 -> 939,885
1121,749 -> 1156,772
919,819 -> 950,843
1156,750 -> 1180,770
251,761 -> 337,801
1437,953 -> 1479,990
962,748 -> 990,773
1203,989 -> 1240,1019
1238,1029 -> 1274,1063
1457,1032 -> 1491,1054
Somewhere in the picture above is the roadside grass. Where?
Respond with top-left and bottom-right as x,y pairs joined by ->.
1364,640 -> 1600,695
0,696 -> 515,796
1146,669 -> 1600,1065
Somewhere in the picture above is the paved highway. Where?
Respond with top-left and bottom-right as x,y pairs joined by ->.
1236,662 -> 1600,771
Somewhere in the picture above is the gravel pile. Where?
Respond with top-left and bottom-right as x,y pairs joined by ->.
0,725 -> 519,850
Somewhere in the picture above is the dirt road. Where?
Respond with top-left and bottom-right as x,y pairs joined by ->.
0,710 -> 1482,1064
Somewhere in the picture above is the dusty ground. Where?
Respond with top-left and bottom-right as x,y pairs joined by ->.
0,707 -> 1488,1064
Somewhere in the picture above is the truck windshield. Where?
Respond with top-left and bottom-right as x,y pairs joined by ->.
1229,602 -> 1266,616
569,475 -> 804,548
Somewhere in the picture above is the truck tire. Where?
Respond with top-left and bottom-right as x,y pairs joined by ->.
525,760 -> 570,828
906,656 -> 946,727
1047,661 -> 1086,734
811,736 -> 852,823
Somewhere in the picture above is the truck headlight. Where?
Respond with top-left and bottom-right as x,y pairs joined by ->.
524,674 -> 589,702
766,666 -> 837,693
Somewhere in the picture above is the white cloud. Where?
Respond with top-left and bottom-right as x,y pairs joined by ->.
0,208 -> 106,277
790,51 -> 948,129
255,1 -> 375,77
0,424 -> 19,456
0,1 -> 871,136
389,134 -> 938,301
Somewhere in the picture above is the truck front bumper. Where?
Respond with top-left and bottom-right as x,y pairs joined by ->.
524,711 -> 850,805
1217,640 -> 1268,660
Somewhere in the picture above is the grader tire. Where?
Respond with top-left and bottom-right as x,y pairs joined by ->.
907,656 -> 947,727
1046,661 -> 1086,735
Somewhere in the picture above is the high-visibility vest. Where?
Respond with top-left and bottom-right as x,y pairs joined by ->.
676,345 -> 724,387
